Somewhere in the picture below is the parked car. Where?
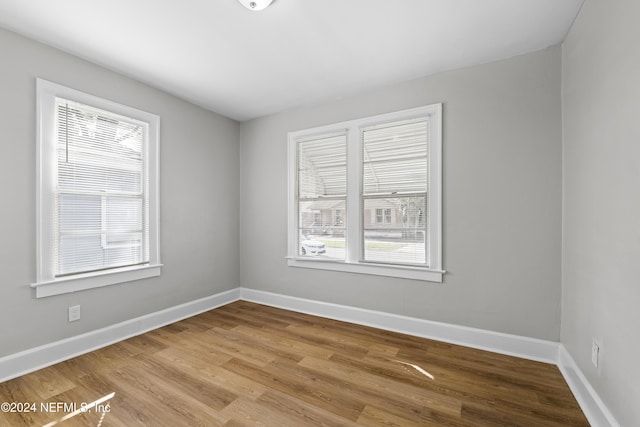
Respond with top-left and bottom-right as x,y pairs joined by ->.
300,234 -> 326,256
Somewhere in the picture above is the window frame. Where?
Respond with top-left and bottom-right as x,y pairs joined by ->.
287,104 -> 444,282
33,79 -> 161,298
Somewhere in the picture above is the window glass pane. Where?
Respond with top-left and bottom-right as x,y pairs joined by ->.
362,117 -> 429,266
56,193 -> 145,274
298,200 -> 345,259
58,235 -> 105,275
297,132 -> 347,260
362,118 -> 428,195
105,197 -> 143,231
58,161 -> 142,194
58,233 -> 143,276
55,99 -> 148,276
58,193 -> 101,233
57,104 -> 144,193
363,196 -> 426,265
298,134 -> 347,198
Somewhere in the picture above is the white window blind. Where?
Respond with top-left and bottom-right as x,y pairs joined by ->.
296,132 -> 347,259
362,118 -> 428,265
55,99 -> 149,276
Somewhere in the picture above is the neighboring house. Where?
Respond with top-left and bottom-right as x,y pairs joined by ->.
300,197 -> 424,239
299,199 -> 345,236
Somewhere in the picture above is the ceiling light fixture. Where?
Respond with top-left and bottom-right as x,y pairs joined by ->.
238,0 -> 274,11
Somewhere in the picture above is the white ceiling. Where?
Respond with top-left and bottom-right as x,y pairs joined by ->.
0,0 -> 583,121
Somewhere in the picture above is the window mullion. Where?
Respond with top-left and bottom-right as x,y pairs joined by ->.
345,126 -> 360,263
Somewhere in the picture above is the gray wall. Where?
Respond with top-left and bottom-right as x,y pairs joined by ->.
562,0 -> 640,424
239,47 -> 563,341
0,28 -> 240,357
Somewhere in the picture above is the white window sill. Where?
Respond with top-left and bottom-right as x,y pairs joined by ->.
287,257 -> 444,282
31,264 -> 163,298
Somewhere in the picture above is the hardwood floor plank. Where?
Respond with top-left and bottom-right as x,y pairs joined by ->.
350,351 -> 541,405
357,405 -> 441,427
222,357 -> 366,422
211,325 -> 305,363
298,356 -> 462,417
399,345 -> 572,397
203,327 -> 280,367
117,333 -> 168,355
132,352 -> 239,411
284,324 -> 371,358
256,390 -> 362,427
220,390 -> 362,427
0,301 -> 589,426
294,356 -> 472,426
230,324 -> 335,361
493,397 -> 592,426
41,383 -> 125,427
109,362 -> 230,426
10,366 -> 76,401
78,371 -> 176,427
214,305 -> 294,330
153,348 -> 268,399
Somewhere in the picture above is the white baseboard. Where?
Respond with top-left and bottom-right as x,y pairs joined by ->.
0,288 -> 240,383
557,345 -> 620,427
239,288 -> 559,364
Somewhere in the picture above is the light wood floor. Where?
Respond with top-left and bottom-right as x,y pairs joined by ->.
0,301 -> 589,426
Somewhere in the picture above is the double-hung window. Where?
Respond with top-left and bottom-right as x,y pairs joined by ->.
288,104 -> 443,282
33,79 -> 161,298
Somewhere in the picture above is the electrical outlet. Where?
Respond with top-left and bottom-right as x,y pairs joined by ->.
591,340 -> 599,368
68,305 -> 81,322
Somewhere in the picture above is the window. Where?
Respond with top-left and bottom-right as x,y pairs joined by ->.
287,104 -> 443,282
385,209 -> 393,224
374,208 -> 393,224
33,79 -> 161,298
375,209 -> 384,224
335,209 -> 343,225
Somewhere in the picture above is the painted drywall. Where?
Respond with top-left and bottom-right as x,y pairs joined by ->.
0,27 -> 240,357
239,47 -> 563,341
562,0 -> 640,424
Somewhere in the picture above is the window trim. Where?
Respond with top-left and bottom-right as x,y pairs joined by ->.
287,104 -> 444,282
33,79 -> 161,298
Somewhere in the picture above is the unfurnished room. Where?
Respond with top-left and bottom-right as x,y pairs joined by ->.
0,0 -> 638,426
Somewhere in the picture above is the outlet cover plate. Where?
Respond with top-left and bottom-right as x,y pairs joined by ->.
68,305 -> 81,322
591,340 -> 599,368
